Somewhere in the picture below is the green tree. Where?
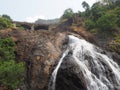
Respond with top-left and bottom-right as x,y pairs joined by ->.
82,1 -> 90,17
82,1 -> 90,11
0,38 -> 25,89
115,0 -> 120,7
2,14 -> 12,21
0,17 -> 13,29
97,11 -> 118,32
84,19 -> 95,29
0,60 -> 25,89
90,2 -> 106,21
81,0 -> 120,35
62,8 -> 74,19
0,38 -> 15,61
113,7 -> 120,27
102,0 -> 114,5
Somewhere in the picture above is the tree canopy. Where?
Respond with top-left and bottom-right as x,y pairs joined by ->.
62,8 -> 74,19
0,14 -> 13,29
81,0 -> 120,33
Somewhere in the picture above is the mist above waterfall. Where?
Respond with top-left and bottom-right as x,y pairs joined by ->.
48,35 -> 120,90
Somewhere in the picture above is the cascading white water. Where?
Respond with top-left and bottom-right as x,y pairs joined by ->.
49,35 -> 120,90
50,50 -> 69,90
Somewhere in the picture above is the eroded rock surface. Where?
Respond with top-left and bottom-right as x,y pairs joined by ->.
56,55 -> 87,90
0,29 -> 67,90
0,24 -> 119,90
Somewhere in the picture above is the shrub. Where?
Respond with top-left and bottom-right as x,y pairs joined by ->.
0,60 -> 25,89
62,8 -> 74,19
84,19 -> 96,30
0,38 -> 25,89
2,14 -> 12,21
0,38 -> 15,61
113,7 -> 120,27
0,17 -> 13,29
109,37 -> 120,54
96,11 -> 118,32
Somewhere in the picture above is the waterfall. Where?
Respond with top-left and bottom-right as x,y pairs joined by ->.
50,50 -> 69,90
48,35 -> 120,90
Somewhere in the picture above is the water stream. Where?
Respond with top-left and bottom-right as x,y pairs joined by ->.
48,35 -> 120,90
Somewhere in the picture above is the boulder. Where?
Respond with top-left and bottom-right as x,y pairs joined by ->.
56,55 -> 87,90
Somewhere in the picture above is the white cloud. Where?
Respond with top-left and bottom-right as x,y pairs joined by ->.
26,15 -> 45,22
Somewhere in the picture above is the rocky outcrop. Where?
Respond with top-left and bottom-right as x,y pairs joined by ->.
56,55 -> 87,90
0,21 -> 119,90
13,21 -> 49,30
0,25 -> 103,90
94,32 -> 120,65
0,29 -> 67,90
23,31 -> 67,90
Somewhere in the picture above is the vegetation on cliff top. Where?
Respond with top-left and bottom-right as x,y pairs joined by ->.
82,0 -> 120,32
0,14 -> 13,29
61,0 -> 120,54
80,0 -> 120,53
61,0 -> 120,33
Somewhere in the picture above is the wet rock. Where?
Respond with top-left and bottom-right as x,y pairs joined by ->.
56,55 -> 87,90
0,25 -> 119,90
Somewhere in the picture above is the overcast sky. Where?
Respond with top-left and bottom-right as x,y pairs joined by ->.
0,0 -> 97,22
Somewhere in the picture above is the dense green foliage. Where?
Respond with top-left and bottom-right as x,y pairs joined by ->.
61,0 -> 120,54
0,60 -> 25,89
0,38 -> 25,89
109,35 -> 120,54
61,8 -> 74,19
2,14 -> 12,21
96,11 -> 118,32
80,0 -> 120,53
0,38 -> 15,61
81,0 -> 120,33
60,0 -> 120,35
0,15 -> 13,29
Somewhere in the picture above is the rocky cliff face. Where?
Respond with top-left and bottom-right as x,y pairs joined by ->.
94,32 -> 120,65
0,27 -> 104,90
0,22 -> 119,90
0,29 -> 67,90
23,31 -> 67,90
56,55 -> 87,90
